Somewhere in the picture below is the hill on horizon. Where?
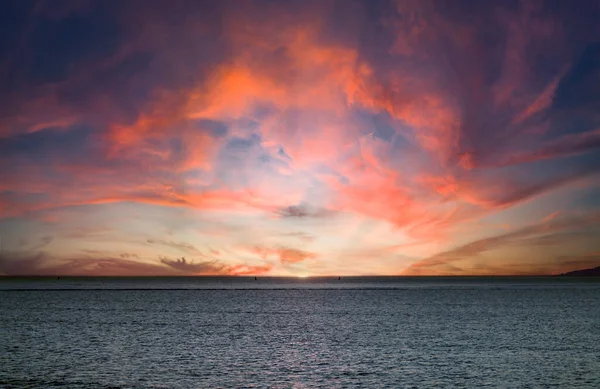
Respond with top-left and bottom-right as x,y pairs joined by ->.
558,266 -> 600,277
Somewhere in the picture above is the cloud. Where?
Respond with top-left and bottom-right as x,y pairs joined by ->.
0,252 -> 176,276
512,72 -> 565,125
252,246 -> 317,265
225,263 -> 274,276
159,256 -> 273,276
0,250 -> 272,277
280,232 -> 315,242
1,1 -> 600,276
490,171 -> 599,209
147,238 -> 204,256
552,253 -> 600,275
494,128 -> 600,167
119,252 -> 139,259
404,211 -> 600,275
159,256 -> 225,274
29,236 -> 53,251
275,203 -> 334,219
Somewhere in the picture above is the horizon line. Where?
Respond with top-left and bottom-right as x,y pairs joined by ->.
0,274 -> 590,279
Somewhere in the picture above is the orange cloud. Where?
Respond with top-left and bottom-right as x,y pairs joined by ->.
227,263 -> 274,276
403,211 -> 600,275
252,246 -> 317,265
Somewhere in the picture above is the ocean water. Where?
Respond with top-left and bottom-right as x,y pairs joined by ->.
1,277 -> 599,388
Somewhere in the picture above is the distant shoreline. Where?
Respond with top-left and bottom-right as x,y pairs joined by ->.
557,266 -> 600,277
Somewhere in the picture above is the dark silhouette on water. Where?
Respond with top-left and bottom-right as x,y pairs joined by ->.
254,276 -> 257,280
558,266 -> 600,277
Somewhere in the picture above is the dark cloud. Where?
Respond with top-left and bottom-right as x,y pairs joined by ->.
193,119 -> 228,138
159,256 -> 225,274
158,255 -> 272,275
276,203 -> 335,219
494,129 -> 600,167
119,252 -> 139,259
31,235 -> 53,250
0,124 -> 103,163
146,238 -> 204,256
0,251 -> 175,276
0,250 -> 271,277
491,162 -> 600,208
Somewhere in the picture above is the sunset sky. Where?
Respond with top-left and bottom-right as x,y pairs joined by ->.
1,0 -> 599,276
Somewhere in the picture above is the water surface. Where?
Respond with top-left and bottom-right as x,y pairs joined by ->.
1,277 -> 599,388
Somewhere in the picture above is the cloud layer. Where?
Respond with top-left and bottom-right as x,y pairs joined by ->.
1,0 -> 600,276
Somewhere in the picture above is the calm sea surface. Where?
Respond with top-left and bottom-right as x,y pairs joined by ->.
1,277 -> 599,388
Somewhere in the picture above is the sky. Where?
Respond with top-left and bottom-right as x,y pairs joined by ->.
0,0 -> 599,276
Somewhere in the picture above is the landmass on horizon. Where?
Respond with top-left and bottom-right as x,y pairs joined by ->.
558,266 -> 600,277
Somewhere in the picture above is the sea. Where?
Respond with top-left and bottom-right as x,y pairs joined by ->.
0,277 -> 599,388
